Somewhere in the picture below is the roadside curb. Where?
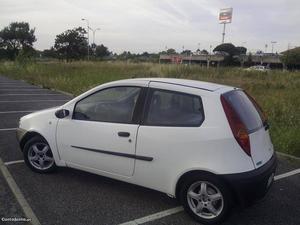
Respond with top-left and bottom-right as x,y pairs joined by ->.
277,151 -> 300,160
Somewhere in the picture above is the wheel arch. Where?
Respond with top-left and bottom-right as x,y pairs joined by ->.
175,170 -> 215,199
19,131 -> 47,151
174,170 -> 237,203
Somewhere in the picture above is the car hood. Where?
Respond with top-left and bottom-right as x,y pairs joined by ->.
20,106 -> 61,121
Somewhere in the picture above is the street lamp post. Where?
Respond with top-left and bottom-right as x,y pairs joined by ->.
81,18 -> 90,60
88,26 -> 100,45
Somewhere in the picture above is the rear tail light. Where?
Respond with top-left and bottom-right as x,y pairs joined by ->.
221,95 -> 251,156
244,91 -> 268,127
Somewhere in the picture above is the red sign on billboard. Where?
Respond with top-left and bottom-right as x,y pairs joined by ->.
219,8 -> 233,24
171,56 -> 182,64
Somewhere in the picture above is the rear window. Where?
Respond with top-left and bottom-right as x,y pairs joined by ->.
222,90 -> 263,133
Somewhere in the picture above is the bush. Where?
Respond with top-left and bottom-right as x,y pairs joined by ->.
281,47 -> 300,69
15,48 -> 35,65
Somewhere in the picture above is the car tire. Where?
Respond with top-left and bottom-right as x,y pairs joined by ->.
179,173 -> 232,224
23,136 -> 57,173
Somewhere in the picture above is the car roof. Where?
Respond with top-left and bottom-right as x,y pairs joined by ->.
69,78 -> 236,105
126,78 -> 233,92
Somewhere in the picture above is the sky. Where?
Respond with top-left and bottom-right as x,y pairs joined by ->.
0,0 -> 299,54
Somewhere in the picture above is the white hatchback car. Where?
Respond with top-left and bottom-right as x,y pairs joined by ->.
245,65 -> 270,72
17,78 -> 277,224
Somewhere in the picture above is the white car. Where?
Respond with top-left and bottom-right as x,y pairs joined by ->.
245,65 -> 270,72
17,78 -> 277,224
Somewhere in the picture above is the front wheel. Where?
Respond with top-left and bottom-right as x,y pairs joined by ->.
179,174 -> 232,224
23,136 -> 57,173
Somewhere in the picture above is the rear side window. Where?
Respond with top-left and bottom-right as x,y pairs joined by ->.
222,90 -> 263,132
144,89 -> 204,126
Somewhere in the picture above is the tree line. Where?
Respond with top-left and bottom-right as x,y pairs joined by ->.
0,22 -> 112,62
0,21 -> 299,67
0,22 -> 161,62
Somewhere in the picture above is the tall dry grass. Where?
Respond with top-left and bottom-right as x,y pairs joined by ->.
0,61 -> 299,156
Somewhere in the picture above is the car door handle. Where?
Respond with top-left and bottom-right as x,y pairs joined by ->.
118,132 -> 130,137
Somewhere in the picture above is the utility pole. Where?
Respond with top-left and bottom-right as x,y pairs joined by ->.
81,18 -> 90,60
265,44 -> 268,53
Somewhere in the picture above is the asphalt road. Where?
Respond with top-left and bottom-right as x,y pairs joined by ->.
0,75 -> 299,225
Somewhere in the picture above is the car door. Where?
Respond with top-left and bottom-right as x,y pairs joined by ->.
56,85 -> 146,177
134,82 -> 206,192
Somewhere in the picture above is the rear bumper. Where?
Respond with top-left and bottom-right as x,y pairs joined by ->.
221,153 -> 277,206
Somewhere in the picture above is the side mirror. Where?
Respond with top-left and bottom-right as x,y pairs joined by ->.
55,109 -> 70,119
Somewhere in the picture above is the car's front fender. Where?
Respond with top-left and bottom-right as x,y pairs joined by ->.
18,107 -> 66,167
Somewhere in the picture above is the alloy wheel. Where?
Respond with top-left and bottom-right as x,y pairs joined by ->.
27,142 -> 54,170
187,181 -> 224,219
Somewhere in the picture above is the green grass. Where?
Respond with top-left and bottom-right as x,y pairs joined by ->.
0,61 -> 299,157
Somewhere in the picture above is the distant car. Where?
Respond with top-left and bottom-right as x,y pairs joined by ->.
245,65 -> 270,72
17,78 -> 276,224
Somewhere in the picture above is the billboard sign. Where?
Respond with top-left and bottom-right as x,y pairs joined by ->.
219,8 -> 233,24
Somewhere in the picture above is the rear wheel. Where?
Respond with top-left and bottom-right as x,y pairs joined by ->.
23,136 -> 57,173
179,174 -> 232,224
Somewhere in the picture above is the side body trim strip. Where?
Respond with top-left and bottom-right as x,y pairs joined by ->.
71,145 -> 153,161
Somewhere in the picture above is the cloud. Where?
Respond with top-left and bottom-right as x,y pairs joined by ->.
0,0 -> 299,53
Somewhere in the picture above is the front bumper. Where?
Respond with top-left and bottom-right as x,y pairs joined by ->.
16,128 -> 27,143
222,154 -> 277,206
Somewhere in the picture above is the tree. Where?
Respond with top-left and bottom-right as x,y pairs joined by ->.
0,22 -> 36,60
54,27 -> 87,61
213,43 -> 239,56
118,51 -> 133,60
236,46 -> 247,54
95,44 -> 110,58
0,48 -> 8,59
141,52 -> 149,57
280,47 -> 300,69
200,49 -> 209,55
166,48 -> 177,55
42,47 -> 58,58
213,43 -> 245,65
181,49 -> 192,55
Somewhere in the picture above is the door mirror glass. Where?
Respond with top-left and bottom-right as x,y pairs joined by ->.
55,109 -> 70,119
